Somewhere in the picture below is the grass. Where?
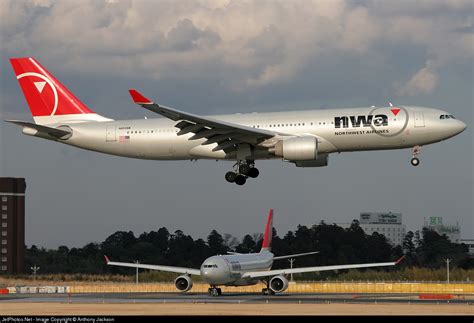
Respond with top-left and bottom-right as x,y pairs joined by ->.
1,267 -> 473,287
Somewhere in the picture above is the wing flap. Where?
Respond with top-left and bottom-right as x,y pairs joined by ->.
273,251 -> 319,260
242,257 -> 404,279
128,89 -> 277,153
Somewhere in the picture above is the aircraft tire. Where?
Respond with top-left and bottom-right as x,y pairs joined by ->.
411,157 -> 420,166
239,164 -> 251,175
247,168 -> 259,178
225,171 -> 237,183
235,175 -> 247,185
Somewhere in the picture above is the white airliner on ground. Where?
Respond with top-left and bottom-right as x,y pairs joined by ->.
8,58 -> 466,185
105,209 -> 404,296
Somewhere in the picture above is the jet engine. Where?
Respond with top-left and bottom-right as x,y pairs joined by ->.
174,275 -> 193,292
270,137 -> 318,161
269,275 -> 289,293
293,154 -> 328,167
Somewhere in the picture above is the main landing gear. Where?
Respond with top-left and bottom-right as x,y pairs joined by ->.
225,161 -> 260,185
411,145 -> 421,166
208,287 -> 222,297
261,278 -> 275,295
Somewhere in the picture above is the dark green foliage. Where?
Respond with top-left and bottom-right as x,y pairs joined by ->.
23,222 -> 472,276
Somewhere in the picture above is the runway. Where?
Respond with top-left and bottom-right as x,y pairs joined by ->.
1,292 -> 472,304
1,293 -> 473,315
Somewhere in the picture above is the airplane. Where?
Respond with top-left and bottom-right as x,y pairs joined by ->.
105,209 -> 405,296
7,57 -> 466,185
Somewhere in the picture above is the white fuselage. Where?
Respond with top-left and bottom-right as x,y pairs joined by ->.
200,251 -> 274,286
51,106 -> 466,161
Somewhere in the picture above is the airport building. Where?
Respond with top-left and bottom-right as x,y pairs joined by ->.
0,178 -> 26,274
338,212 -> 406,246
460,239 -> 474,257
423,217 -> 461,243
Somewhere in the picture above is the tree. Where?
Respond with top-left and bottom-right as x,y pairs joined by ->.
207,230 -> 228,255
402,231 -> 416,265
236,235 -> 257,253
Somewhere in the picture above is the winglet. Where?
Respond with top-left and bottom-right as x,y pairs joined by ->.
129,89 -> 153,104
395,255 -> 405,265
104,255 -> 110,264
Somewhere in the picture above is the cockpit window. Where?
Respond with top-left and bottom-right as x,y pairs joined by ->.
440,114 -> 456,120
203,264 -> 218,268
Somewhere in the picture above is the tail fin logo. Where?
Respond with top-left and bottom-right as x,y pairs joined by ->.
34,81 -> 46,93
17,72 -> 58,116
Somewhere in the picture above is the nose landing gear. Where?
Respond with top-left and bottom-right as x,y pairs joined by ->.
225,161 -> 259,185
208,287 -> 222,297
411,145 -> 421,166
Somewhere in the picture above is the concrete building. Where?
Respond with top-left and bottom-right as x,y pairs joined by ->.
0,178 -> 26,274
338,212 -> 406,246
423,217 -> 460,243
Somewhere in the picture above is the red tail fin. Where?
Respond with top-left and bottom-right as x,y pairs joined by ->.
261,209 -> 273,252
10,57 -> 109,125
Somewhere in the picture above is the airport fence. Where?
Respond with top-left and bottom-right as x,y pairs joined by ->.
66,281 -> 474,294
3,281 -> 473,294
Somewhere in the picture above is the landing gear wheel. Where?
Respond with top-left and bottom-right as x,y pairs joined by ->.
247,167 -> 259,178
411,157 -> 420,166
234,175 -> 247,186
239,164 -> 251,175
261,288 -> 275,295
208,287 -> 220,297
225,171 -> 237,183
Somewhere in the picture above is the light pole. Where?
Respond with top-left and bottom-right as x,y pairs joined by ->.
446,259 -> 451,283
288,258 -> 295,282
30,265 -> 40,281
135,260 -> 139,284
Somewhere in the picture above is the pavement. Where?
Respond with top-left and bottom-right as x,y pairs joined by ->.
1,292 -> 472,304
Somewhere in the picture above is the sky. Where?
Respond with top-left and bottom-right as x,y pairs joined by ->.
0,0 -> 472,248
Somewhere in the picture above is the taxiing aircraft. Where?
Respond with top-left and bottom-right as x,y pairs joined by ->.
8,58 -> 466,185
105,209 -> 404,296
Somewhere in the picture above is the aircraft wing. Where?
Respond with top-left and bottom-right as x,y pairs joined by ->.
105,256 -> 201,276
242,256 -> 405,279
273,251 -> 319,260
129,89 -> 278,153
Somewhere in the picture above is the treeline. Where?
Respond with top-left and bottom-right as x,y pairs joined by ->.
25,220 -> 473,279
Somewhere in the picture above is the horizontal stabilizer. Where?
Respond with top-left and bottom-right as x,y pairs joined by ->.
5,120 -> 71,139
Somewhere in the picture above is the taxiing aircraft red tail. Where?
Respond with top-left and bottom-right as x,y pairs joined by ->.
260,209 -> 273,252
10,57 -> 111,125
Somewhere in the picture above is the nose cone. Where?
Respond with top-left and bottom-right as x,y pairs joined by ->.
453,119 -> 467,135
200,257 -> 230,285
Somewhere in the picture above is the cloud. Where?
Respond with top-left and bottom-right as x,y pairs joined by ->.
1,0 -> 473,100
396,61 -> 440,96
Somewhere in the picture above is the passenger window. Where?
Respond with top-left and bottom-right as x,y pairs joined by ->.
440,115 -> 445,119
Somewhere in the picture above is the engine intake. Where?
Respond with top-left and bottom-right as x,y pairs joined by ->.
269,275 -> 289,293
271,137 -> 318,161
174,275 -> 193,292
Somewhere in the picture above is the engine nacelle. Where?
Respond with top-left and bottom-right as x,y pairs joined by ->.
174,275 -> 193,292
293,154 -> 329,167
269,275 -> 289,293
271,137 -> 318,161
